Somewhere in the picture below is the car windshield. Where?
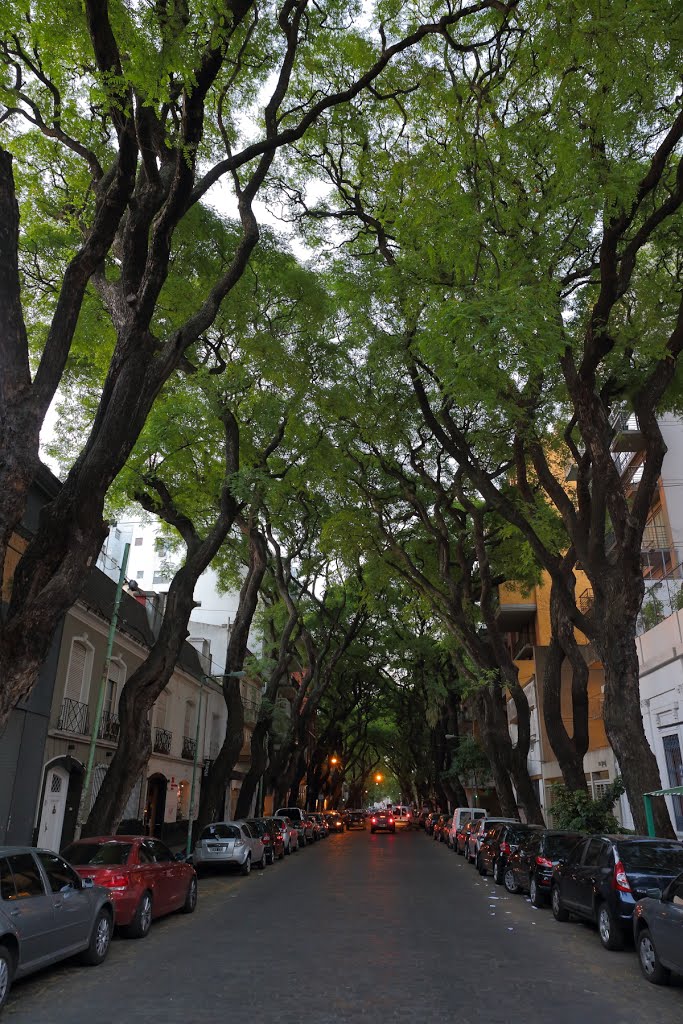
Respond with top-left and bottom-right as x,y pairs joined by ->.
545,834 -> 584,859
62,842 -> 132,866
201,824 -> 241,841
246,821 -> 265,835
619,842 -> 683,872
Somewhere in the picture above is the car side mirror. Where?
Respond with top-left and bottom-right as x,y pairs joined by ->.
175,852 -> 187,862
644,887 -> 662,900
81,876 -> 95,889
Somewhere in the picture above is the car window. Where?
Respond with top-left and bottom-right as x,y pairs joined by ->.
6,853 -> 46,899
566,840 -> 586,866
62,842 -> 132,866
0,858 -> 16,901
201,824 -> 241,841
545,834 -> 584,860
241,825 -> 253,839
149,840 -> 174,863
669,876 -> 683,904
582,839 -> 607,867
138,844 -> 155,864
619,842 -> 683,873
37,852 -> 82,893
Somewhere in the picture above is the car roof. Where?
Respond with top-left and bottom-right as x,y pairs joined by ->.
65,835 -> 140,844
590,834 -> 683,844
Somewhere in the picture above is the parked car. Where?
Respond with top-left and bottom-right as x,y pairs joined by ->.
551,835 -> 683,950
346,811 -> 366,830
432,814 -> 448,842
0,847 -> 114,1011
478,823 -> 544,884
307,814 -> 329,837
466,817 -> 517,864
392,806 -> 413,828
245,819 -> 281,865
370,811 -> 395,834
325,812 -> 345,833
192,821 -> 266,875
290,819 -> 311,847
272,817 -> 299,855
417,809 -> 432,829
455,820 -> 480,857
438,817 -> 453,844
261,818 -> 286,860
424,812 -> 441,836
504,830 -> 585,906
63,836 -> 197,937
633,871 -> 683,984
448,807 -> 488,847
275,807 -> 306,823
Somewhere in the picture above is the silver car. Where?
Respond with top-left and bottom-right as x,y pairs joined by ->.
192,821 -> 267,875
466,818 -> 517,863
633,871 -> 683,984
0,846 -> 114,1012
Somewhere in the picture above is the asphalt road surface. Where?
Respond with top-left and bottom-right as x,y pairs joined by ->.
5,827 -> 683,1023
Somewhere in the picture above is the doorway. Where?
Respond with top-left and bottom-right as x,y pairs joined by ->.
145,774 -> 167,837
37,765 -> 69,852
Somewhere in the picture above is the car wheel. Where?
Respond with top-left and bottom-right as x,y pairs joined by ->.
493,859 -> 504,885
551,884 -> 569,922
597,901 -> 624,951
124,891 -> 153,939
0,945 -> 15,1012
81,908 -> 112,965
284,841 -> 290,855
504,867 -> 519,894
257,850 -> 267,869
477,855 -> 487,877
182,877 -> 198,914
530,876 -> 544,907
241,854 -> 251,876
638,928 -> 670,985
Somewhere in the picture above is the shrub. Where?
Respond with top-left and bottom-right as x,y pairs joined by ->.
550,777 -> 626,833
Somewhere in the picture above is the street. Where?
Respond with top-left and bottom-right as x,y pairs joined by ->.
5,829 -> 682,1023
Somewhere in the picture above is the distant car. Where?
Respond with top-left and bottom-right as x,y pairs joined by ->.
417,809 -> 432,829
275,807 -> 306,823
478,823 -> 544,885
307,814 -> 328,837
290,819 -> 311,847
273,817 -> 299,855
424,812 -> 441,836
370,811 -> 395,834
0,847 -> 114,1011
467,818 -> 517,864
63,836 -> 197,937
325,812 -> 345,834
552,835 -> 683,950
392,806 -> 413,828
246,819 -> 283,864
503,830 -> 585,905
633,871 -> 683,984
455,820 -> 480,857
192,821 -> 267,875
346,811 -> 366,830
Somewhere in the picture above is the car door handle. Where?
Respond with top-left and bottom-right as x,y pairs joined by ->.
9,910 -> 20,918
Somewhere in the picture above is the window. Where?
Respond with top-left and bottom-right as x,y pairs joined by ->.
184,700 -> 195,738
37,853 -> 82,893
152,570 -> 171,585
155,690 -> 169,729
138,845 -> 155,865
669,877 -> 683,905
0,859 -> 15,901
583,839 -> 607,867
62,843 -> 132,867
567,841 -> 585,866
104,661 -> 124,718
241,825 -> 253,839
201,824 -> 240,841
134,537 -> 143,546
114,528 -> 121,540
136,570 -> 144,580
6,854 -> 45,899
662,734 -> 683,830
148,840 -> 174,863
64,638 -> 90,702
210,714 -> 221,757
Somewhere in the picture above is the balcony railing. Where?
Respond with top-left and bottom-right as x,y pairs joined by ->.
182,735 -> 196,761
638,563 -> 683,636
578,588 -> 594,613
57,697 -> 89,735
98,711 -> 120,742
153,727 -> 172,755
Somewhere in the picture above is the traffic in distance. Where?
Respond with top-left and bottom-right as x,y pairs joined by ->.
423,806 -> 683,988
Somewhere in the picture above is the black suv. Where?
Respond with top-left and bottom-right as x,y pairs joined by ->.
551,835 -> 683,950
504,829 -> 585,905
478,822 -> 544,885
346,811 -> 366,830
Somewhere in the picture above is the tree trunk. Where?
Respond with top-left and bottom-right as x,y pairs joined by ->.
475,689 -> 518,818
234,718 -> 268,820
543,635 -> 591,793
598,623 -> 674,836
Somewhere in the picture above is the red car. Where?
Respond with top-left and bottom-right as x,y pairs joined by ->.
62,835 -> 197,938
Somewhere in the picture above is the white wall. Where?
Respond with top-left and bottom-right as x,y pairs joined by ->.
660,414 -> 683,561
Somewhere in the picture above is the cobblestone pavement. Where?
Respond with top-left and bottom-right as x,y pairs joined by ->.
5,828 -> 683,1023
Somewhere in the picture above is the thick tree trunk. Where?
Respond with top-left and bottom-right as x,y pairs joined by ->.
598,623 -> 674,836
543,635 -> 591,793
475,690 -> 518,818
234,718 -> 268,820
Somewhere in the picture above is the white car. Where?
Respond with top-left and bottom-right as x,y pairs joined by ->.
466,817 -> 517,863
192,821 -> 267,875
448,807 -> 488,848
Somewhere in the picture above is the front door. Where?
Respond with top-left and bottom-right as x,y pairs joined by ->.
3,853 -> 55,968
38,766 -> 69,853
36,852 -> 92,951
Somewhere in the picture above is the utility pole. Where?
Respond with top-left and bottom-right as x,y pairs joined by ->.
74,543 -> 130,839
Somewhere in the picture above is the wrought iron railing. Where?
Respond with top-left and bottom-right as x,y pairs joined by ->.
182,735 -> 196,760
57,697 -> 89,735
153,727 -> 172,755
98,711 -> 120,742
578,588 -> 594,613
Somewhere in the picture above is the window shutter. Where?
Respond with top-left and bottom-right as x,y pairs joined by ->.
65,641 -> 87,701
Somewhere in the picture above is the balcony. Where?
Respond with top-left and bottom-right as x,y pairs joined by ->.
182,735 -> 197,761
495,585 -> 536,632
57,698 -> 89,735
153,727 -> 172,755
579,588 -> 594,614
98,711 -> 120,743
610,409 -> 644,453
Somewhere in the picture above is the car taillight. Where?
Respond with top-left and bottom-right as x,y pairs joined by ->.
263,834 -> 271,843
535,856 -> 553,868
388,818 -> 394,824
372,817 -> 377,823
108,873 -> 129,890
613,860 -> 632,893
500,842 -> 510,856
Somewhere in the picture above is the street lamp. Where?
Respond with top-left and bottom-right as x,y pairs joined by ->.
375,772 -> 383,784
330,756 -> 339,766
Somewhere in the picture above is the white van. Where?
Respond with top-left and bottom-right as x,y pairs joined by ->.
392,805 -> 413,827
448,807 -> 488,847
